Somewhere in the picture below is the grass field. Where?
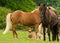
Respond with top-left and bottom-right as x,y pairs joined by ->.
0,30 -> 60,43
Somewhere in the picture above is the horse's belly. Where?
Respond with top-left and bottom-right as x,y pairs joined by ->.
20,18 -> 35,26
22,20 -> 35,26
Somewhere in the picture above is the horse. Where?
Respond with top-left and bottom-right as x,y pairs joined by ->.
39,4 -> 59,41
3,8 -> 42,38
38,6 -> 57,35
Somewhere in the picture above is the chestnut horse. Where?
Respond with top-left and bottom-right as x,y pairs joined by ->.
39,4 -> 59,41
3,8 -> 41,38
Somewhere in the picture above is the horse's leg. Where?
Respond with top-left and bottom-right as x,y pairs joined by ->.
38,23 -> 43,34
56,30 -> 59,41
47,25 -> 51,41
56,32 -> 59,41
35,24 -> 39,39
52,25 -> 57,41
56,24 -> 59,41
43,26 -> 46,41
51,25 -> 55,41
51,26 -> 55,41
12,24 -> 18,38
52,24 -> 59,41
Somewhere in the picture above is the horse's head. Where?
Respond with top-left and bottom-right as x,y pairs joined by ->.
39,4 -> 47,13
39,4 -> 47,20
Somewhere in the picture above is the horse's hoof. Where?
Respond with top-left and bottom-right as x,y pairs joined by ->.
44,39 -> 46,41
14,37 -> 18,39
57,39 -> 59,41
49,40 -> 51,41
13,36 -> 18,39
52,39 -> 55,41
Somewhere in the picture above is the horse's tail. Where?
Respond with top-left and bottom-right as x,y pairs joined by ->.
3,13 -> 12,34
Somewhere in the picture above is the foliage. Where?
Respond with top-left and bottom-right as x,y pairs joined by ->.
33,0 -> 57,6
56,0 -> 60,14
0,7 -> 11,29
0,0 -> 37,12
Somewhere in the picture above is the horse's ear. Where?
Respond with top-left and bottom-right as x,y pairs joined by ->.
40,3 -> 46,7
43,4 -> 45,7
48,7 -> 51,9
38,3 -> 40,6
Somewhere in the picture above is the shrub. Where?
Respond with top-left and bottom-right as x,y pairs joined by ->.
0,7 -> 11,29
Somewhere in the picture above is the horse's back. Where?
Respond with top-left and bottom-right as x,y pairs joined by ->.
11,10 -> 40,25
48,9 -> 58,25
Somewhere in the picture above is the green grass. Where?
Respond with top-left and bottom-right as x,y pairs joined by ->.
0,30 -> 60,43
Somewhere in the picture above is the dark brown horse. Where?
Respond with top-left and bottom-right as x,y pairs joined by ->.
3,8 -> 41,38
39,4 -> 59,41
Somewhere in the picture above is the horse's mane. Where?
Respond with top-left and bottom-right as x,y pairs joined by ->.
47,6 -> 56,11
47,6 -> 58,16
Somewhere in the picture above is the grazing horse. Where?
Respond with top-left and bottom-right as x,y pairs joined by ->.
3,8 -> 41,38
39,4 -> 59,41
